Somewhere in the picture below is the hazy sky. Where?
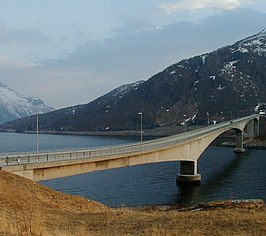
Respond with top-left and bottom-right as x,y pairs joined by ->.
0,0 -> 265,108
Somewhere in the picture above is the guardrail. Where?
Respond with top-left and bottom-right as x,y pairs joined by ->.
0,114 -> 258,166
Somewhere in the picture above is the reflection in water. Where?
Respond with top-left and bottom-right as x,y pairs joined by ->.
201,153 -> 245,189
42,145 -> 265,207
175,148 -> 266,206
175,151 -> 247,206
176,185 -> 201,206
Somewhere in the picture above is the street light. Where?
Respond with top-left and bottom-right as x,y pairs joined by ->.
138,112 -> 143,142
221,111 -> 224,122
183,114 -> 187,133
36,109 -> 39,162
206,112 -> 210,126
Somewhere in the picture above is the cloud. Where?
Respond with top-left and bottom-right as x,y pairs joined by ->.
1,8 -> 265,109
160,0 -> 253,14
0,57 -> 37,68
0,26 -> 49,44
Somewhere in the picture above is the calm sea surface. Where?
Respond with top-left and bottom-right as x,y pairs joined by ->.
0,132 -> 265,207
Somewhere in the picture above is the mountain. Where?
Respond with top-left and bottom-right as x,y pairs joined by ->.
0,82 -> 54,124
1,29 -> 265,132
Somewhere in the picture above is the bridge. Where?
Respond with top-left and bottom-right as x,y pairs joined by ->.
0,114 -> 260,184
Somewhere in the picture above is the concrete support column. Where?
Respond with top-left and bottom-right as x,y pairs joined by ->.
234,130 -> 245,153
176,160 -> 201,185
254,119 -> 260,136
246,120 -> 255,137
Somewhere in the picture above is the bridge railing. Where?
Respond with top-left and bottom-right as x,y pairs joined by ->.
0,114 -> 258,166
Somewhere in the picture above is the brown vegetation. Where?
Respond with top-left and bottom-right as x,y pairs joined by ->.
0,170 -> 265,235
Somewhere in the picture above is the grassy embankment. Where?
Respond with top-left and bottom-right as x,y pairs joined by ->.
0,170 -> 265,236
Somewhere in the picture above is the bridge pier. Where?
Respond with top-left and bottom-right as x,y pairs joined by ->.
247,119 -> 259,136
255,118 -> 260,136
176,161 -> 201,185
246,120 -> 255,137
234,130 -> 245,153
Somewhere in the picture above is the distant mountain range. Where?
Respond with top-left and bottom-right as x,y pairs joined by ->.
0,82 -> 54,124
1,29 -> 265,132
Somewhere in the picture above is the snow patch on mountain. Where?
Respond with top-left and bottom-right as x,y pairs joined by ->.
99,80 -> 145,104
201,55 -> 207,65
0,82 -> 54,124
111,81 -> 144,99
221,61 -> 238,77
231,29 -> 266,55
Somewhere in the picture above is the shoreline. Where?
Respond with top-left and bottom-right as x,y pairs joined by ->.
3,134 -> 266,150
129,198 -> 265,212
217,137 -> 266,150
0,125 -> 203,138
1,126 -> 266,150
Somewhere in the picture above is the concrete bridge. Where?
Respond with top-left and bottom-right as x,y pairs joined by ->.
0,114 -> 259,184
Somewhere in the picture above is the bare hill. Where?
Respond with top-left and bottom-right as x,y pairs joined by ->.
0,170 -> 265,235
0,170 -> 109,235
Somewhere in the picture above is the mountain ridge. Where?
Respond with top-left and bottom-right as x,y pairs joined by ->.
0,82 -> 54,124
1,29 -> 265,132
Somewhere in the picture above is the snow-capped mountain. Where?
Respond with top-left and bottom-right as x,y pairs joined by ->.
1,29 -> 265,132
232,28 -> 266,55
91,80 -> 145,107
0,82 -> 54,124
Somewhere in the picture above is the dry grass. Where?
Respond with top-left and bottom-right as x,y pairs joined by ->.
0,170 -> 265,236
0,205 -> 265,235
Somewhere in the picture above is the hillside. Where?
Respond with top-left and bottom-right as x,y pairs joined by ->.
0,170 -> 265,235
0,82 -> 54,124
0,29 -> 265,132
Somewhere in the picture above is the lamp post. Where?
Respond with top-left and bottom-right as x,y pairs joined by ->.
138,112 -> 143,142
183,114 -> 187,133
230,111 -> 233,120
221,111 -> 224,122
206,112 -> 210,126
36,110 -> 39,162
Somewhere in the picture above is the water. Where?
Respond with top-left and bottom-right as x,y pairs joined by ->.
0,132 -> 137,154
0,132 -> 265,207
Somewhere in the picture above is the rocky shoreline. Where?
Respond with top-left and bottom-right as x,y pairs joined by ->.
218,137 -> 266,150
133,199 -> 265,212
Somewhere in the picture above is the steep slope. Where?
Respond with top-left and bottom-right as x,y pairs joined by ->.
0,81 -> 145,131
1,29 -> 265,132
0,170 -> 265,235
0,82 -> 54,124
0,170 -> 109,234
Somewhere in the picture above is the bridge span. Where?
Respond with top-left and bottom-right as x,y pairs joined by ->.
0,114 -> 259,184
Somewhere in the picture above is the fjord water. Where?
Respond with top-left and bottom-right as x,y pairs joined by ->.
0,132 -> 265,207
